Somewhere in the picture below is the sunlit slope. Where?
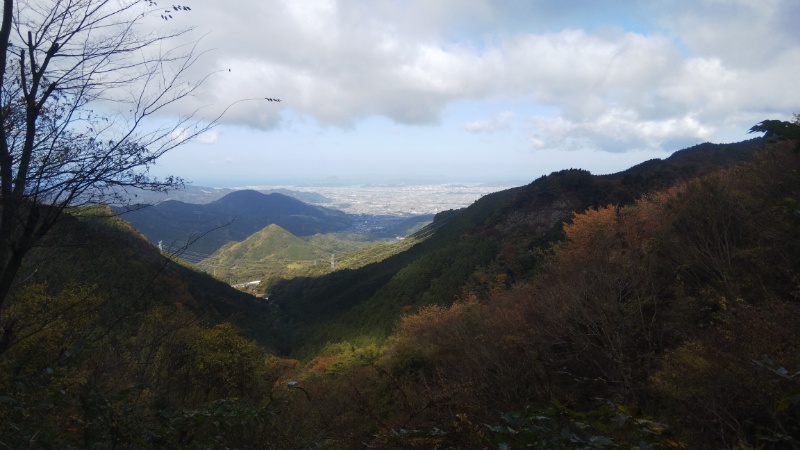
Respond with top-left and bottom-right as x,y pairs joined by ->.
207,224 -> 322,267
200,223 -> 424,291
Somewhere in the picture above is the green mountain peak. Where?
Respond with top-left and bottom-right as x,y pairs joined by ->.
209,223 -> 321,266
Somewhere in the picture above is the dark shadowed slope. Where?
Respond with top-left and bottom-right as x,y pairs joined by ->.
14,206 -> 274,347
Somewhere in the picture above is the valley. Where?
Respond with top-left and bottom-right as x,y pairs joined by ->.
116,183 -> 515,286
4,133 -> 800,448
5,2 -> 798,447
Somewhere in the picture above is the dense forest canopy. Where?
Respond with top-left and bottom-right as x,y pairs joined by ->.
2,0 -> 798,448
1,119 -> 799,448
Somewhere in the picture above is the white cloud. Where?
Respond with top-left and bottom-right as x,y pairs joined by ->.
659,0 -> 800,69
464,111 -> 514,133
170,128 -> 219,145
195,131 -> 220,144
169,128 -> 190,144
152,0 -> 797,154
531,109 -> 714,153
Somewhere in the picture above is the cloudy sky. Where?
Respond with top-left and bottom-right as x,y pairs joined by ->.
146,0 -> 799,187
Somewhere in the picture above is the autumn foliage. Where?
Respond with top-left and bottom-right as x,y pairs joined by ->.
1,138 -> 799,448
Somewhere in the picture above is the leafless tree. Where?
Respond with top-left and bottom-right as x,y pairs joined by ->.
0,0 -> 207,312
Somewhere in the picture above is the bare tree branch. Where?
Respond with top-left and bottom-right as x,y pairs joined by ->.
0,0 -> 206,311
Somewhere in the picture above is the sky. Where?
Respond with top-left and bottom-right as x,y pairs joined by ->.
143,0 -> 800,187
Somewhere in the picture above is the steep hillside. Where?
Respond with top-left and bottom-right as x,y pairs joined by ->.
0,207 -> 285,448
11,206 -> 273,346
267,138 -> 763,357
344,139 -> 800,448
113,190 -> 353,257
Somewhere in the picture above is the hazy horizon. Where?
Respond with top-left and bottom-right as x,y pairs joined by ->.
185,174 -> 531,189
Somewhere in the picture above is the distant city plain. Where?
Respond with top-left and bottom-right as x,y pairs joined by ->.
245,183 -> 516,215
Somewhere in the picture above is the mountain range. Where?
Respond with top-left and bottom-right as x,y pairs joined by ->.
112,190 -> 354,257
107,184 -> 333,205
7,131 -> 800,448
264,138 -> 764,356
105,137 -> 763,358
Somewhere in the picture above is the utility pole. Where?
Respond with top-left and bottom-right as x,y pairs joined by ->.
158,240 -> 163,252
330,254 -> 336,271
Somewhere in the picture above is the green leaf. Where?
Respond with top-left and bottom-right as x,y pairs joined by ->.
777,391 -> 800,411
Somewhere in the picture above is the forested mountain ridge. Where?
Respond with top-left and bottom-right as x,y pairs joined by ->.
5,206 -> 274,345
113,190 -> 353,257
266,138 -> 764,357
257,135 -> 799,449
4,133 -> 798,449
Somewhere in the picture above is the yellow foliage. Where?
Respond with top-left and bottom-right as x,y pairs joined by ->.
188,322 -> 270,400
651,341 -> 712,401
562,206 -> 618,251
0,283 -> 102,381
